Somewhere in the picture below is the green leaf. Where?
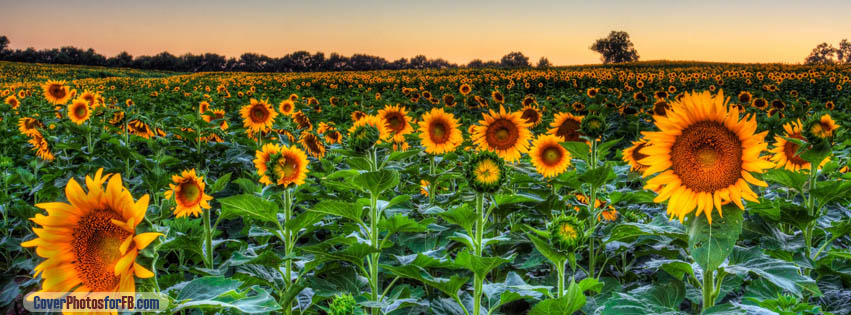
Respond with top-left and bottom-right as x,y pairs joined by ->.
688,205 -> 743,272
385,150 -> 419,163
354,170 -> 400,195
763,169 -> 808,193
529,280 -> 587,315
438,204 -> 475,236
562,141 -> 590,163
284,210 -> 325,232
209,172 -> 232,193
726,246 -> 821,297
378,214 -> 434,235
525,231 -> 568,266
175,277 -> 281,313
812,180 -> 851,209
578,277 -> 604,294
218,194 -> 278,224
310,200 -> 363,225
381,264 -> 468,298
578,164 -> 613,189
644,259 -> 695,281
454,251 -> 513,279
702,302 -> 777,315
605,215 -> 687,243
600,280 -> 686,315
494,193 -> 544,206
228,250 -> 285,268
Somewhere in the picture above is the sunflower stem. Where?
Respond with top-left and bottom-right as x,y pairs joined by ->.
369,191 -> 381,315
702,267 -> 715,312
428,155 -> 436,205
202,206 -> 213,269
556,259 -> 566,298
473,192 -> 486,315
282,188 -> 294,315
588,138 -> 598,279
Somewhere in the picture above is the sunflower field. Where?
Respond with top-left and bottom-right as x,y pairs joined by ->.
1,60 -> 850,314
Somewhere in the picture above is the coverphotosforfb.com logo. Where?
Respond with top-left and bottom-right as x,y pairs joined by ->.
24,292 -> 167,313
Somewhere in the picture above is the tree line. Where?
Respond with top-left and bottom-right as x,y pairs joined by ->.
804,39 -> 851,65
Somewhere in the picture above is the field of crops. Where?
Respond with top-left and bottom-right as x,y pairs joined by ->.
1,60 -> 850,314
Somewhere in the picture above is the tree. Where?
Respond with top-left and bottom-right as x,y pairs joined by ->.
804,42 -> 837,65
467,59 -> 485,68
590,31 -> 639,64
536,57 -> 552,68
836,39 -> 851,64
500,52 -> 530,68
0,35 -> 9,53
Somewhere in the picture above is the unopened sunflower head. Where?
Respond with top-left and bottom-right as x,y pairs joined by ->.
548,214 -> 584,253
465,151 -> 507,194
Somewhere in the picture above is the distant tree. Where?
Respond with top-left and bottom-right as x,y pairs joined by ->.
409,55 -> 429,69
324,53 -> 349,71
388,58 -> 409,70
590,31 -> 639,64
536,57 -> 552,68
467,59 -> 485,68
108,51 -> 133,68
0,35 -> 9,54
483,60 -> 501,68
804,42 -> 837,65
836,39 -> 851,64
500,52 -> 530,68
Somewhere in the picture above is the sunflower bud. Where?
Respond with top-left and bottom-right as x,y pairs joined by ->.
346,124 -> 380,153
465,151 -> 506,194
549,214 -> 584,253
329,294 -> 363,315
804,114 -> 839,143
580,113 -> 606,139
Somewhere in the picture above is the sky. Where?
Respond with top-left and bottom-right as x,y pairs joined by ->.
0,0 -> 849,66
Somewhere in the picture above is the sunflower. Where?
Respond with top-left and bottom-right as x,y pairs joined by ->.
325,130 -> 342,144
770,99 -> 785,110
622,139 -> 651,172
272,146 -> 310,187
530,134 -> 571,178
549,215 -> 583,252
18,117 -> 44,137
199,101 -> 211,114
203,109 -> 229,130
348,115 -> 391,151
21,169 -> 162,294
351,110 -> 367,122
41,80 -> 72,105
79,90 -> 99,108
548,112 -> 584,142
737,91 -> 752,105
125,99 -> 134,107
27,132 -> 55,161
279,100 -> 296,116
491,91 -> 505,104
472,105 -> 532,162
770,120 -> 828,171
586,88 -> 599,98
752,98 -> 768,110
443,94 -> 456,107
825,101 -> 835,110
808,114 -> 839,139
418,108 -> 463,155
240,98 -> 278,133
127,120 -> 154,139
299,132 -> 326,159
652,100 -> 670,117
164,169 -> 213,218
289,93 -> 299,101
4,95 -> 19,109
520,104 -> 542,127
640,90 -> 773,223
459,83 -> 472,96
465,151 -> 506,194
378,104 -> 414,142
68,98 -> 91,125
419,180 -> 430,197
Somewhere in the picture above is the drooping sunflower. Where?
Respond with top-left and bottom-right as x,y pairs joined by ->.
622,139 -> 651,172
347,115 -> 391,152
549,214 -> 583,252
299,132 -> 326,159
472,105 -> 532,162
21,169 -> 162,294
279,99 -> 296,116
378,104 -> 414,142
491,90 -> 505,104
126,120 -> 154,139
325,130 -> 342,144
27,132 -> 55,161
254,143 -> 310,187
640,90 -> 773,223
548,112 -> 584,142
419,180 -> 430,197
418,108 -> 463,155
351,110 -> 367,122
164,169 -> 213,218
41,80 -> 72,105
18,117 -> 44,136
293,111 -> 312,130
240,98 -> 278,133
520,104 -> 543,127
199,101 -> 211,114
529,134 -> 572,178
465,151 -> 506,194
807,114 -> 839,139
737,91 -> 752,105
68,98 -> 91,125
652,100 -> 670,117
202,109 -> 229,130
769,120 -> 829,171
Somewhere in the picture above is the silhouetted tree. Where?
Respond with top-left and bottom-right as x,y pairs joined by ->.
804,42 -> 837,65
0,36 -> 10,55
836,39 -> 851,64
107,52 -> 133,68
467,59 -> 485,68
500,52 -> 530,68
536,57 -> 552,68
590,31 -> 639,64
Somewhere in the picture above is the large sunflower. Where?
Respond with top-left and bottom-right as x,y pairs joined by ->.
240,98 -> 278,133
254,143 -> 310,187
418,108 -> 463,155
164,169 -> 213,218
68,98 -> 91,125
42,80 -> 72,105
640,90 -> 773,223
378,104 -> 414,142
5,95 -> 20,109
548,112 -> 584,142
529,134 -> 572,178
622,139 -> 651,172
21,169 -> 162,294
472,105 -> 532,162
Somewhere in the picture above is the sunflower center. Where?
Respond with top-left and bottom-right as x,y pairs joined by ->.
474,160 -> 500,184
782,134 -> 808,166
556,119 -> 582,142
521,109 -> 539,123
178,180 -> 202,206
670,121 -> 743,192
74,104 -> 87,118
250,106 -> 269,123
558,223 -> 577,239
429,120 -> 450,143
49,84 -> 66,98
486,119 -> 519,149
541,145 -> 563,166
72,209 -> 131,292
385,113 -> 404,131
273,156 -> 299,181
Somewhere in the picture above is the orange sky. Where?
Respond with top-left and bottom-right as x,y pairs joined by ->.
1,0 -> 849,65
